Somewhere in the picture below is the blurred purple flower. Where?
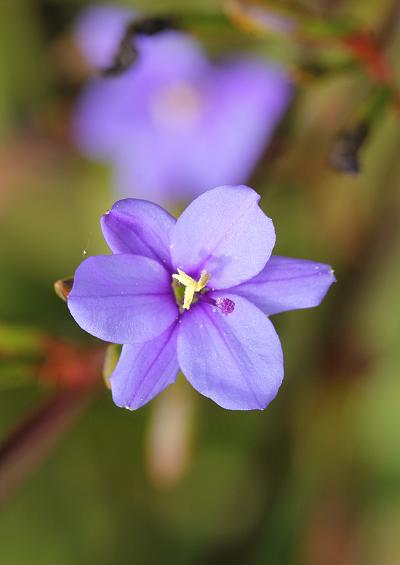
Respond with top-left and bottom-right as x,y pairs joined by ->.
68,185 -> 335,410
73,5 -> 293,204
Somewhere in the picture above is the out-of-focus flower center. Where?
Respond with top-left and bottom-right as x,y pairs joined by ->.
172,269 -> 209,310
150,82 -> 203,131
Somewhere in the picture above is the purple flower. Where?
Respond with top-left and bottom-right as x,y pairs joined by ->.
68,185 -> 335,410
73,5 -> 293,204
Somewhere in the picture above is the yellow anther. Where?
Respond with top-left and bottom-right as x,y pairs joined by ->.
172,268 -> 209,310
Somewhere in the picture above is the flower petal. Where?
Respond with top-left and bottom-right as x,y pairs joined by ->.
73,31 -> 206,161
110,323 -> 179,410
101,199 -> 176,269
111,62 -> 292,204
177,295 -> 283,410
171,186 -> 275,289
194,61 -> 292,191
74,5 -> 134,69
229,256 -> 336,315
68,254 -> 177,344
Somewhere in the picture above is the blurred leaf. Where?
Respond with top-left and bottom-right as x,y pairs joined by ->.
157,446 -> 266,544
0,361 -> 37,390
0,3 -> 49,135
0,323 -> 43,357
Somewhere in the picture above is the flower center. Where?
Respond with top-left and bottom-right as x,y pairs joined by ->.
150,81 -> 202,132
171,269 -> 236,316
172,269 -> 209,310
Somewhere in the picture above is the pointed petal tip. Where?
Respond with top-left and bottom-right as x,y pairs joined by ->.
189,375 -> 282,410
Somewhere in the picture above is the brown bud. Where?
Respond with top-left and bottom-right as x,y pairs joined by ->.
101,33 -> 137,76
101,16 -> 178,77
54,277 -> 74,302
329,122 -> 369,174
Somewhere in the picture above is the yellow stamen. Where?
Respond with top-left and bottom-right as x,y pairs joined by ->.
172,268 -> 209,310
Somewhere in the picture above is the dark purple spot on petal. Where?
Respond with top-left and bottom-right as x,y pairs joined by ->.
215,297 -> 235,315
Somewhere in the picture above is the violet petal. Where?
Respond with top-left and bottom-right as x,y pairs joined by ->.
101,198 -> 176,269
112,61 -> 292,203
74,5 -> 134,70
229,256 -> 336,315
68,254 -> 177,344
73,14 -> 293,203
73,31 -> 206,161
177,295 -> 283,410
171,185 -> 275,289
111,323 -> 179,410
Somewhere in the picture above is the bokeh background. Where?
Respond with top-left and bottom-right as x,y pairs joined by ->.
1,1 -> 400,563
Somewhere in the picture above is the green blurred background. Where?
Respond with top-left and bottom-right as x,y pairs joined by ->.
1,1 -> 400,563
